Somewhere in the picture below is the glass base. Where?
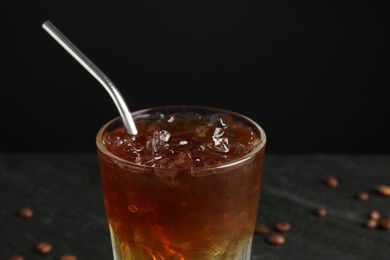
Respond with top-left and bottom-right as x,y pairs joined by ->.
109,225 -> 253,260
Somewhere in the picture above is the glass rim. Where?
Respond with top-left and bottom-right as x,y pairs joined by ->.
96,105 -> 266,171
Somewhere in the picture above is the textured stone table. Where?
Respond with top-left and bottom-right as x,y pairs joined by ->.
1,154 -> 389,259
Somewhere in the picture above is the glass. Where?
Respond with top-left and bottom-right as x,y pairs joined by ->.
96,106 -> 267,260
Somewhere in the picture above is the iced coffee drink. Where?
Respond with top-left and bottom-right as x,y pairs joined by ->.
96,106 -> 266,260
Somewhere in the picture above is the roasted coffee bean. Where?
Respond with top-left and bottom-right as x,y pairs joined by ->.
325,176 -> 338,187
376,185 -> 390,197
266,233 -> 285,245
254,223 -> 269,235
314,207 -> 327,217
8,255 -> 24,260
363,219 -> 378,229
275,221 -> 292,232
36,242 -> 52,254
379,217 -> 390,230
369,210 -> 381,221
355,192 -> 369,201
19,207 -> 33,219
60,254 -> 77,260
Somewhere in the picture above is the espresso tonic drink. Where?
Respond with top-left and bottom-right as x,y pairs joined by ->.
96,106 -> 266,260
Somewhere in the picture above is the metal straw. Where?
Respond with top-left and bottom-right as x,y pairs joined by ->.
42,20 -> 138,135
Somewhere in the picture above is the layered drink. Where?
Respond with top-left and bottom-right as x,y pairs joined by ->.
96,106 -> 266,260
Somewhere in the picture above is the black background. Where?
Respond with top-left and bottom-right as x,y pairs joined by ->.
2,1 -> 389,153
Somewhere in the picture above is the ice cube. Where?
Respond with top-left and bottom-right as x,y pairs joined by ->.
159,130 -> 171,142
213,127 -> 224,138
212,128 -> 230,153
153,151 -> 194,178
207,113 -> 233,128
123,137 -> 144,153
121,150 -> 143,164
229,143 -> 246,156
147,130 -> 171,154
170,151 -> 193,168
157,151 -> 193,169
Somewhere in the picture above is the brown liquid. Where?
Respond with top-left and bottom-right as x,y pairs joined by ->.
98,111 -> 265,259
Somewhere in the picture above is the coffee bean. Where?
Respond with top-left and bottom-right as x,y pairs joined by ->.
36,242 -> 52,254
275,221 -> 292,232
313,207 -> 327,217
254,223 -> 269,235
266,233 -> 285,245
60,254 -> 77,260
379,217 -> 390,230
376,185 -> 390,197
19,207 -> 33,219
369,210 -> 381,221
8,255 -> 24,260
325,176 -> 338,187
355,192 -> 369,201
363,219 -> 378,229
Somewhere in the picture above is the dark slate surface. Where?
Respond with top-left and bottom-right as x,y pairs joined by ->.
1,153 -> 389,259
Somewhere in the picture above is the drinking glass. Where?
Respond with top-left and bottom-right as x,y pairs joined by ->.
96,106 -> 266,260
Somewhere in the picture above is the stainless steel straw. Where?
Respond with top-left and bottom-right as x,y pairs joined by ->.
42,20 -> 138,135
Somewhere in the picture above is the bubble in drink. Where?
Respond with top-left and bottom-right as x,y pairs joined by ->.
97,107 -> 266,260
